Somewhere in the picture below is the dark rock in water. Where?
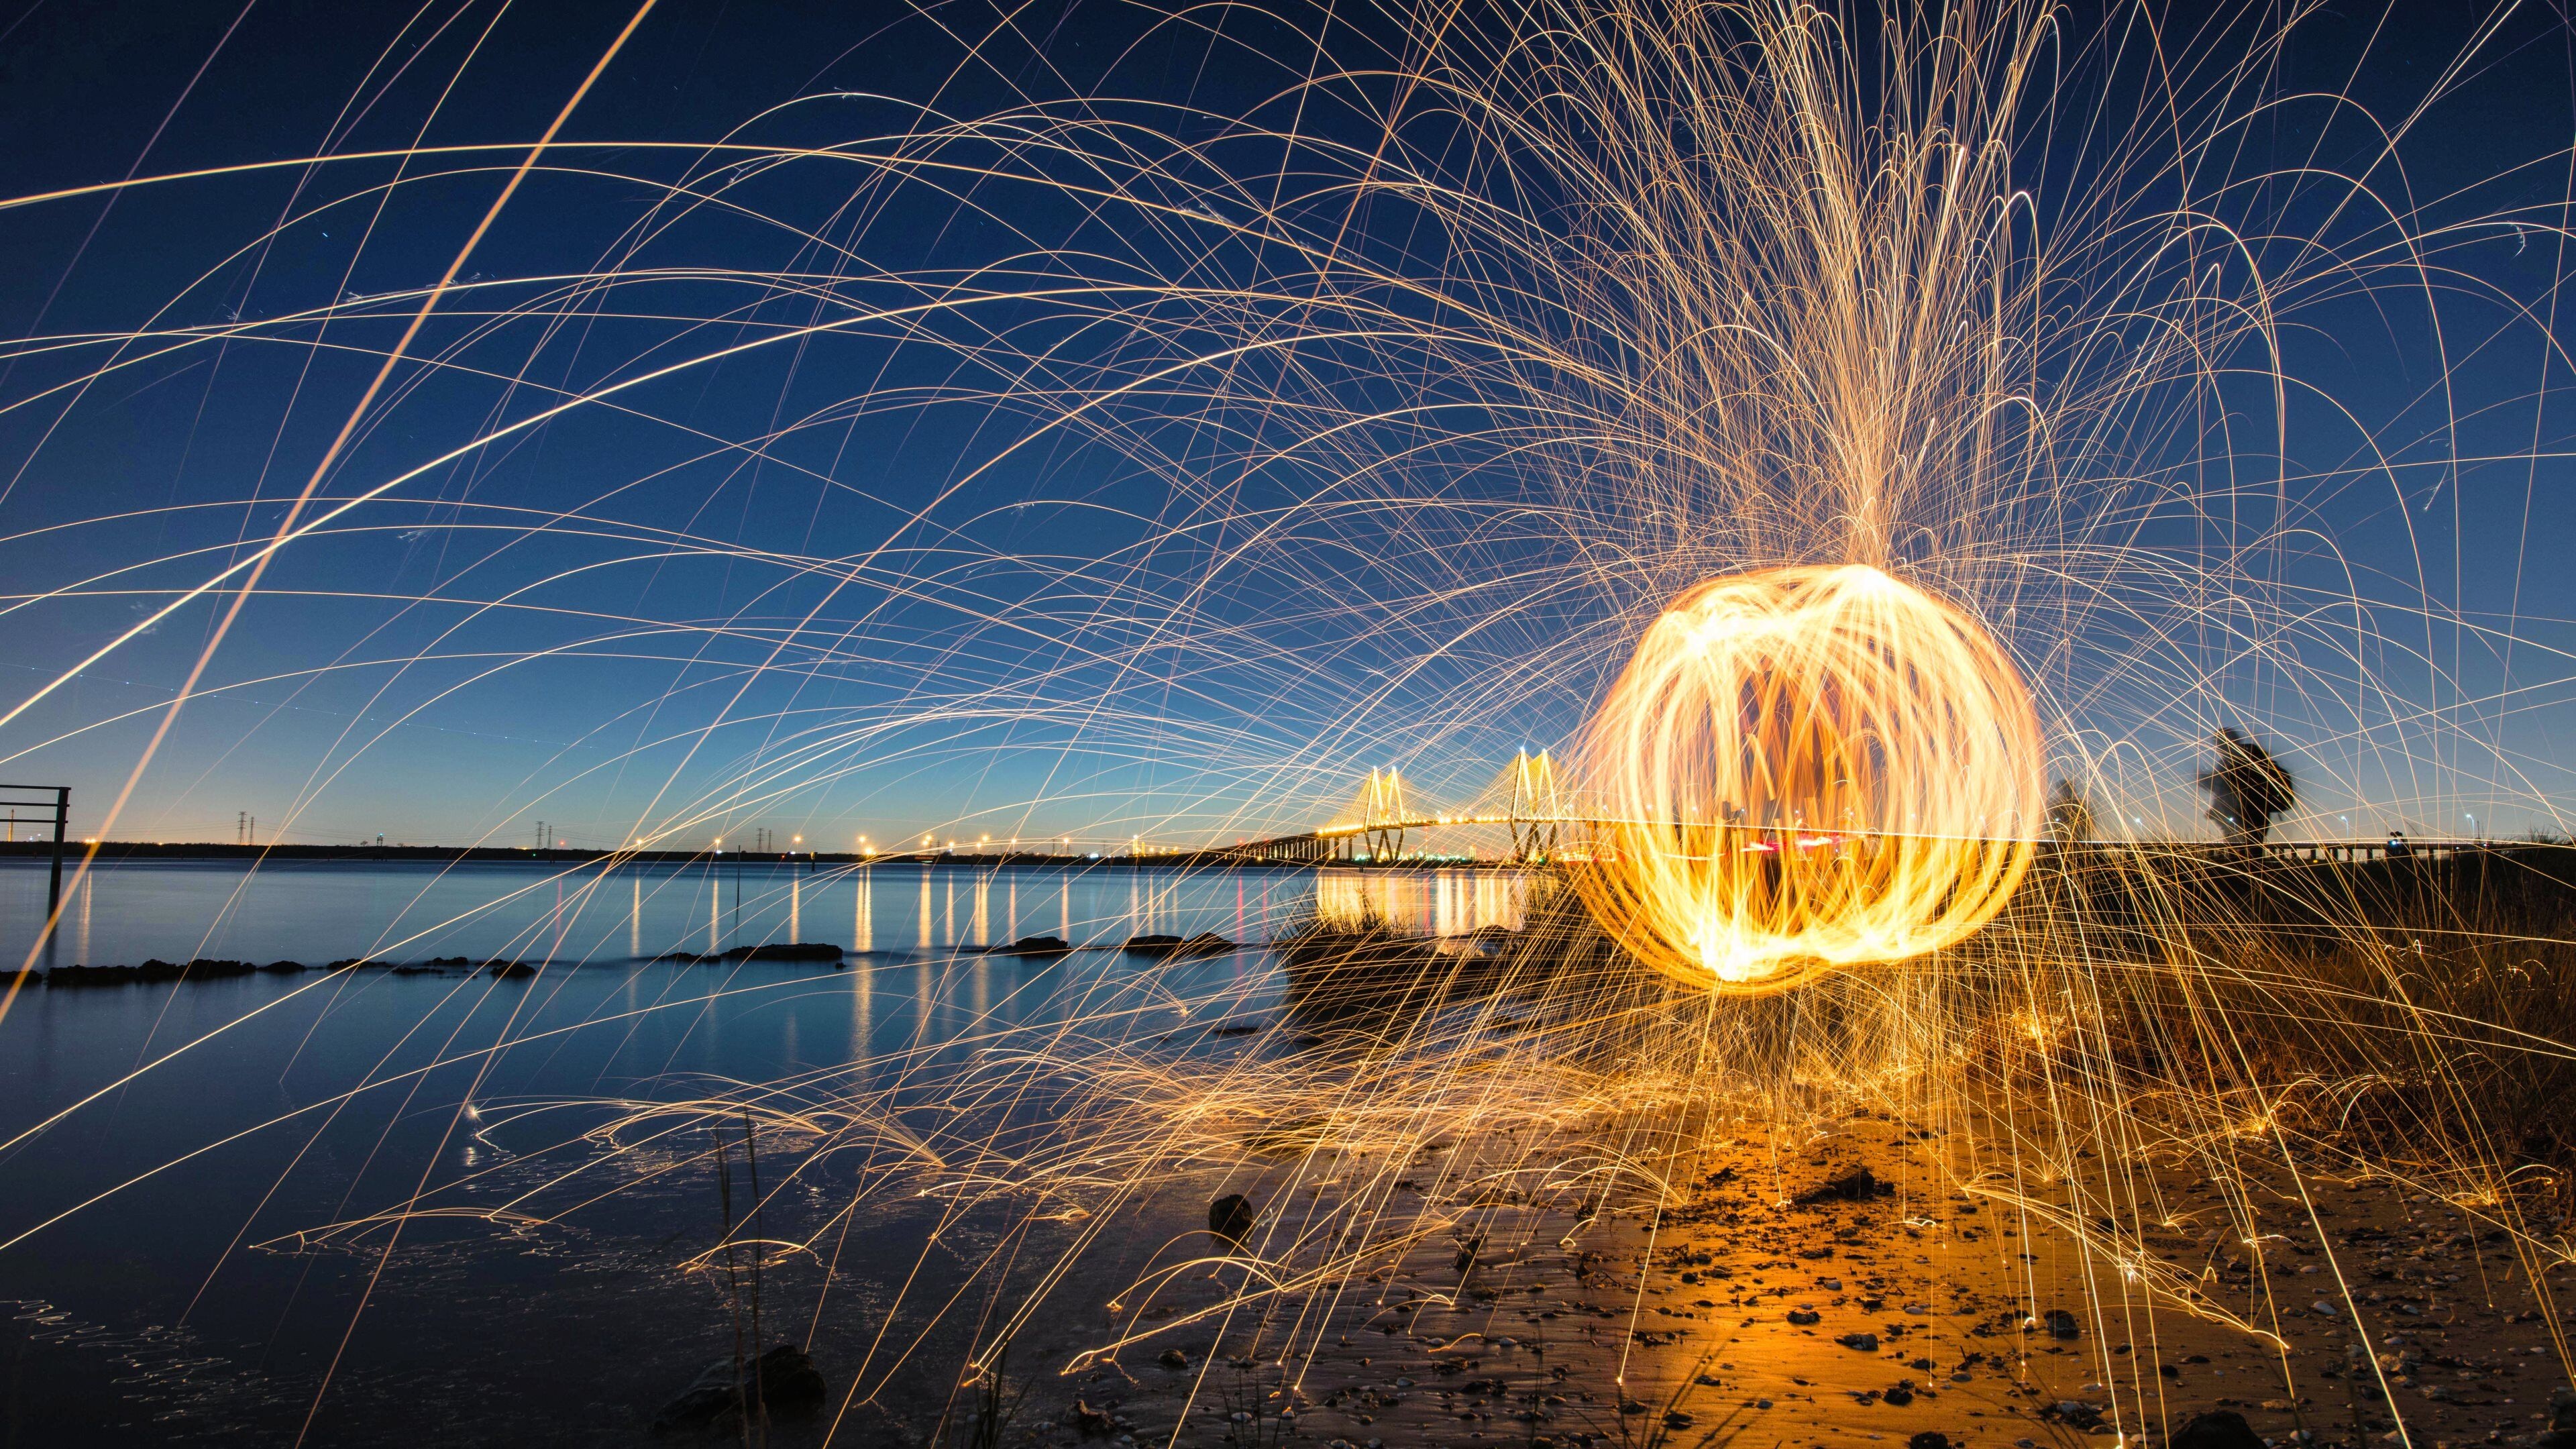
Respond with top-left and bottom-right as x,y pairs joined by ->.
2043,1307 -> 2080,1338
1882,1381 -> 1916,1407
326,957 -> 394,971
1453,1233 -> 1484,1275
652,1344 -> 825,1433
427,956 -> 470,966
1837,1333 -> 1879,1352
1208,1193 -> 1255,1243
657,943 -> 842,965
1786,1309 -> 1821,1326
484,961 -> 537,979
1072,1400 -> 1115,1436
42,958 -> 254,985
1125,932 -> 1233,959
1909,1434 -> 1951,1449
721,942 -> 841,963
2168,1409 -> 2263,1449
259,960 -> 307,973
993,934 -> 1071,957
1157,1347 -> 1189,1369
1796,1167 -> 1895,1203
1205,1020 -> 1263,1037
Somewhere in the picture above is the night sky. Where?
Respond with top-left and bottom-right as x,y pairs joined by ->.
2,0 -> 2573,849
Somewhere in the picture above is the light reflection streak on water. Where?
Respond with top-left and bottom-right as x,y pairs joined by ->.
0,860 -> 1532,967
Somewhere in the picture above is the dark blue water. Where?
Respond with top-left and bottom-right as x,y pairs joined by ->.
0,859 -> 1525,1444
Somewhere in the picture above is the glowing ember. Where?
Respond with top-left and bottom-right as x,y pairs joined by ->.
1572,564 -> 2042,991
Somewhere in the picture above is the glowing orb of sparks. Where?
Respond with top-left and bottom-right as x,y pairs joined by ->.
1571,564 -> 2043,993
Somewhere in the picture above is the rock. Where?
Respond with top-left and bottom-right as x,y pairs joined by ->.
2044,1308 -> 2080,1338
720,942 -> 842,963
1124,932 -> 1233,959
1073,1400 -> 1115,1436
1664,1411 -> 1695,1430
1911,1435 -> 1952,1449
1798,1168 -> 1896,1203
1454,1234 -> 1484,1275
1838,1333 -> 1880,1351
42,958 -> 261,985
2544,1397 -> 2576,1449
996,935 -> 1072,957
1787,1309 -> 1822,1326
1208,1193 -> 1255,1243
484,961 -> 537,979
259,959 -> 307,973
1884,1383 -> 1916,1407
2169,1409 -> 2265,1449
1157,1348 -> 1189,1368
651,1344 -> 826,1432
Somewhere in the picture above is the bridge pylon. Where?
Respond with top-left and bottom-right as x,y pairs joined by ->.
1356,767 -> 1408,861
1503,749 -> 1563,863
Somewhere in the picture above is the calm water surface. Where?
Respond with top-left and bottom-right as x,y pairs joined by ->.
0,859 -> 1525,1445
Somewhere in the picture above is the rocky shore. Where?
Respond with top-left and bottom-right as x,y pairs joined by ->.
987,1116 -> 2571,1449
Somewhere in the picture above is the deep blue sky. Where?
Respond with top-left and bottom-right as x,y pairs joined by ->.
1,0 -> 2573,849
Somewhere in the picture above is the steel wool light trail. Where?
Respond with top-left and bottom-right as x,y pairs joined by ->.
1573,564 -> 2041,991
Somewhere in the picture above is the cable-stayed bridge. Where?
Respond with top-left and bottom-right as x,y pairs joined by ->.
1224,751 -> 1572,865
1207,751 -> 2488,869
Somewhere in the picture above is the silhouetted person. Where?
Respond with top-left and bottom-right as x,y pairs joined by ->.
2045,779 -> 2095,843
2198,727 -> 2294,849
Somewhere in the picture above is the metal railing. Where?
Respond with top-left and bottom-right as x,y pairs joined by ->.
0,784 -> 70,926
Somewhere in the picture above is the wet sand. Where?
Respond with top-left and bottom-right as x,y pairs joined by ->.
1008,1115 -> 2571,1449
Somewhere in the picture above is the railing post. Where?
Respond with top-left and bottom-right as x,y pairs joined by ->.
48,786 -> 66,922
